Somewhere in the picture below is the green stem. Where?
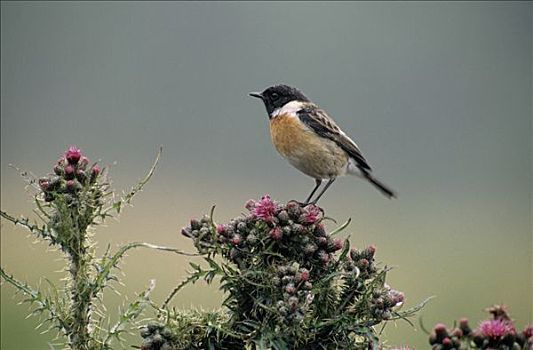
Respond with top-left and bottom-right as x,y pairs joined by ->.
67,225 -> 92,350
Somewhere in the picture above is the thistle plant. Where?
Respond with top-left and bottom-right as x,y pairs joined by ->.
428,305 -> 533,350
142,195 -> 429,349
0,146 -> 189,350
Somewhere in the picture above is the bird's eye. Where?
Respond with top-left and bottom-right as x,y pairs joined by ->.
271,92 -> 279,100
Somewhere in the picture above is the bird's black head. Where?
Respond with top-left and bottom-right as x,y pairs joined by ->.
249,84 -> 310,117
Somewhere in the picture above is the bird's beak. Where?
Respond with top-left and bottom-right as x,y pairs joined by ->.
249,92 -> 264,100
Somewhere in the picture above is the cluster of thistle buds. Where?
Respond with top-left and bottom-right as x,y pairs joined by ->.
181,195 -> 345,269
429,305 -> 533,350
140,322 -> 175,350
38,146 -> 101,202
180,215 -> 214,254
273,263 -> 313,324
345,245 -> 378,278
368,284 -> 405,321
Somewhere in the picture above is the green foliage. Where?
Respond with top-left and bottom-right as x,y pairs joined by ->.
144,195 -> 429,349
0,146 -> 189,350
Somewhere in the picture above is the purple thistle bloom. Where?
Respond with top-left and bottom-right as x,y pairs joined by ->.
478,319 -> 515,339
301,205 -> 322,224
251,195 -> 278,222
65,146 -> 82,164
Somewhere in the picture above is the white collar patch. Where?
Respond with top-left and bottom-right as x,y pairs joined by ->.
271,100 -> 305,118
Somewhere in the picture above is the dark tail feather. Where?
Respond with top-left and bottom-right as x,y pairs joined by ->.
363,172 -> 396,199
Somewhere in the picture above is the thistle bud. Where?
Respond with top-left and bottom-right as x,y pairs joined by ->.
442,337 -> 452,346
318,251 -> 330,264
190,219 -> 201,230
181,227 -> 192,238
269,227 -> 282,240
76,169 -> 87,184
288,296 -> 299,310
327,238 -> 344,252
66,179 -> 80,192
44,192 -> 55,202
314,223 -> 326,236
451,328 -> 463,338
285,283 -> 296,294
277,210 -> 289,223
65,146 -> 82,164
230,234 -> 242,246
297,268 -> 310,282
317,236 -> 328,247
39,178 -> 50,191
303,243 -> 318,255
216,224 -> 227,236
362,245 -> 376,259
237,221 -> 247,232
78,156 -> 89,170
90,165 -> 101,182
246,233 -> 258,245
244,199 -> 256,211
286,200 -> 301,218
459,318 -> 471,336
64,165 -> 75,180
53,164 -> 64,176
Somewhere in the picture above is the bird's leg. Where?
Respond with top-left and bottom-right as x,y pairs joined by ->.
304,179 -> 323,205
310,178 -> 336,205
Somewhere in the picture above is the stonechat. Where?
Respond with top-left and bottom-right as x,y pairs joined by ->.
249,84 -> 396,204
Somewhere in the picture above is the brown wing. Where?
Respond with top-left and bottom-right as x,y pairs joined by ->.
298,105 -> 372,171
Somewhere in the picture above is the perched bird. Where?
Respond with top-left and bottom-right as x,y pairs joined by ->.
249,84 -> 396,204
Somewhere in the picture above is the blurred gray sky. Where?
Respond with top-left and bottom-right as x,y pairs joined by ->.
1,2 -> 531,349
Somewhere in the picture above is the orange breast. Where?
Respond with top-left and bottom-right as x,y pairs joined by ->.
270,114 -> 310,157
269,114 -> 349,179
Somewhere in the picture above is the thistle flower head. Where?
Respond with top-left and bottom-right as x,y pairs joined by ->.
478,319 -> 515,339
300,204 -> 322,224
250,194 -> 278,222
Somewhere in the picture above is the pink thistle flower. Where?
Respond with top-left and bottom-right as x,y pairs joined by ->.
300,205 -> 322,224
478,319 -> 515,339
65,146 -> 82,164
251,195 -> 278,222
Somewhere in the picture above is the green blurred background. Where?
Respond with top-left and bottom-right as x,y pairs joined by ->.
1,2 -> 531,349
